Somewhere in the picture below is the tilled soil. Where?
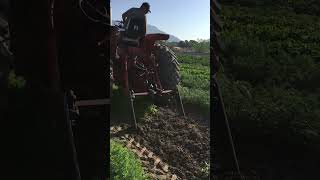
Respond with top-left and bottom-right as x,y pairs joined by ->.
136,108 -> 210,179
112,107 -> 210,180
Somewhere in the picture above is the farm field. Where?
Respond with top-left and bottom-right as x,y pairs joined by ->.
213,3 -> 320,179
219,4 -> 320,147
178,54 -> 210,116
110,52 -> 210,179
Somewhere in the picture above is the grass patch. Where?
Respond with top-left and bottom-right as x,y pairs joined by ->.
110,140 -> 149,180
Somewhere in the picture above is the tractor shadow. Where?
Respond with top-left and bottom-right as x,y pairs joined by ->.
110,86 -> 154,126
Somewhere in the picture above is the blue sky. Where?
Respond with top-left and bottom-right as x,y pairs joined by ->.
110,0 -> 210,41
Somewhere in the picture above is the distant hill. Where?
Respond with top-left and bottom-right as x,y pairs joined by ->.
112,20 -> 182,42
146,24 -> 181,42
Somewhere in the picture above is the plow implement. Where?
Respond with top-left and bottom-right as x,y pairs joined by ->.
128,88 -> 185,129
111,126 -> 179,180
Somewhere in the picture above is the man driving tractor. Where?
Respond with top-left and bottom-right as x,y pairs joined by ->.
121,2 -> 151,43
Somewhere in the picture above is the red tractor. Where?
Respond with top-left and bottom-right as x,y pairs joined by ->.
110,20 -> 185,128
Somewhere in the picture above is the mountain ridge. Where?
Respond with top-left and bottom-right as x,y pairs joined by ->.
111,20 -> 181,42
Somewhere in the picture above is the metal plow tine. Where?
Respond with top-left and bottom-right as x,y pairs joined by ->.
158,89 -> 185,118
174,89 -> 186,117
129,91 -> 138,129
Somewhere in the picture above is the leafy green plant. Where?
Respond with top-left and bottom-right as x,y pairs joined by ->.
200,162 -> 210,176
144,104 -> 158,118
110,140 -> 149,180
8,70 -> 26,89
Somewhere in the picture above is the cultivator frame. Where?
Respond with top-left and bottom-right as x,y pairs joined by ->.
128,88 -> 185,128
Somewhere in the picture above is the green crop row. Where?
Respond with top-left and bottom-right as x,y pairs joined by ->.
221,5 -> 320,58
178,55 -> 210,114
217,4 -> 320,146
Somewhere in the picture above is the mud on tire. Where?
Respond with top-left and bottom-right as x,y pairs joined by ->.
155,44 -> 180,90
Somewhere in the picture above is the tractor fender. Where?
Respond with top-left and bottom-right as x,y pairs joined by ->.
143,33 -> 169,51
145,33 -> 169,42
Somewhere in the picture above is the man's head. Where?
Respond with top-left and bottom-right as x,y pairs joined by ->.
140,2 -> 151,14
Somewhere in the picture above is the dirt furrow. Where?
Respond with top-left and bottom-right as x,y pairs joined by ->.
111,107 -> 210,180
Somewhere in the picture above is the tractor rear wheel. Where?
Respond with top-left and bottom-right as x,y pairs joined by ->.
155,44 -> 180,90
154,44 -> 185,116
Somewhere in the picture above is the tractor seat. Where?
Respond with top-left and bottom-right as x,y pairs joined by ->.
120,36 -> 142,47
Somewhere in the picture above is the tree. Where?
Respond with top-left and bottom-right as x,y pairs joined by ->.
192,40 -> 210,53
178,40 -> 186,48
184,40 -> 192,48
